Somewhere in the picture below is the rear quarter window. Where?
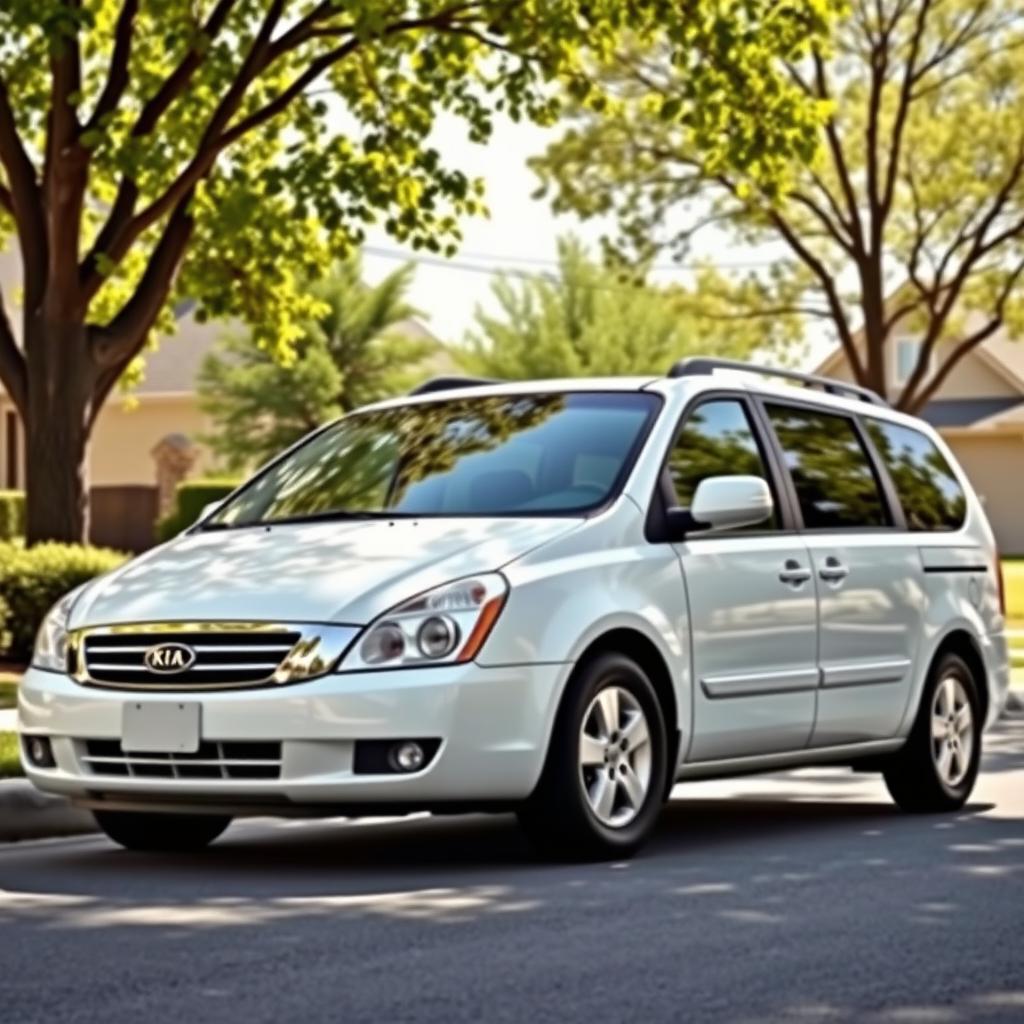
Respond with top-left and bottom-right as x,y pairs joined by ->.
765,404 -> 889,529
864,419 -> 967,531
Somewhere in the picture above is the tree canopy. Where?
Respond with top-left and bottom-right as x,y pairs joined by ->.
456,237 -> 800,380
535,0 -> 1024,410
198,253 -> 434,469
0,0 -> 839,542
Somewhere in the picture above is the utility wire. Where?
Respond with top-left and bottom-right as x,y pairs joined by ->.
361,243 -> 783,277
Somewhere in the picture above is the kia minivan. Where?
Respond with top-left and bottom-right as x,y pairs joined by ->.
18,359 -> 1011,858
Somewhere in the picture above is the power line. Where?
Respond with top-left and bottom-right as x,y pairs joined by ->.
361,243 -> 783,277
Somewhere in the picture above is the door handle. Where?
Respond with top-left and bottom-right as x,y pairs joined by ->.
819,557 -> 849,582
779,560 -> 812,585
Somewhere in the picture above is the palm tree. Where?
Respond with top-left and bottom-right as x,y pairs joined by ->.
199,254 -> 435,469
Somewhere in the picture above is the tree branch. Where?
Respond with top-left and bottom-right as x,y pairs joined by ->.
0,76 -> 46,311
899,143 -> 1024,406
85,0 -> 139,131
89,0 -> 486,290
879,0 -> 931,220
90,192 -> 196,373
80,0 -> 240,293
787,189 -> 858,255
811,50 -> 866,253
903,259 -> 1024,411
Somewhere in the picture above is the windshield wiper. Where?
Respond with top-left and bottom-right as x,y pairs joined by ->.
203,509 -> 420,530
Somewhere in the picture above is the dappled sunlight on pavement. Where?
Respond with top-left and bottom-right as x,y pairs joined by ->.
1,716 -> 1023,1023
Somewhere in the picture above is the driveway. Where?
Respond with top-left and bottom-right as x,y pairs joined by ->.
2,717 -> 1023,1023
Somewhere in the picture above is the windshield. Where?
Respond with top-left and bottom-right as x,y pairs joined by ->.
207,391 -> 660,528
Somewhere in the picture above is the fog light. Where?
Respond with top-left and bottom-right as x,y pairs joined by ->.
390,741 -> 425,773
24,735 -> 56,769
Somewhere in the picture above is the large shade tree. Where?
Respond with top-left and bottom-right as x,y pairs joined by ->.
0,0 -> 837,544
536,0 -> 1024,411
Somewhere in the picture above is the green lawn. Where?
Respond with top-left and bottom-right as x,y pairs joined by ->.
0,675 -> 18,709
0,732 -> 21,778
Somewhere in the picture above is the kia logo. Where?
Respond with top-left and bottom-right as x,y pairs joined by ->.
144,643 -> 197,674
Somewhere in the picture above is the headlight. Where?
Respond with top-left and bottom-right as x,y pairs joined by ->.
339,574 -> 508,671
32,589 -> 80,672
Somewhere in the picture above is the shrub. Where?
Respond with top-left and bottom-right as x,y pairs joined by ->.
155,478 -> 241,542
0,491 -> 25,540
0,541 -> 127,663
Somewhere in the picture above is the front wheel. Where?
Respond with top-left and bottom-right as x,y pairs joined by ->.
94,810 -> 232,852
883,652 -> 983,813
518,652 -> 668,860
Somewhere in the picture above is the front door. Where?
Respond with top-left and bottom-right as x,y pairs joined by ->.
667,398 -> 819,762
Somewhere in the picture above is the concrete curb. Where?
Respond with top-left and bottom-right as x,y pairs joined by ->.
0,779 -> 97,842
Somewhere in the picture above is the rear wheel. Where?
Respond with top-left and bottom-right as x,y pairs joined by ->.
517,652 -> 668,860
94,810 -> 232,852
883,652 -> 982,813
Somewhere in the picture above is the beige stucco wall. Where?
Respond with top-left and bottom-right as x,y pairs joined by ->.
88,395 -> 212,486
0,392 -> 213,490
944,432 -> 1024,555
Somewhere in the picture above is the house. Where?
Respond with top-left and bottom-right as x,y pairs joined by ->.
0,247 -> 444,548
815,330 -> 1024,554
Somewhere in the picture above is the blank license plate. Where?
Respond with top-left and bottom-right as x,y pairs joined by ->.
122,702 -> 201,754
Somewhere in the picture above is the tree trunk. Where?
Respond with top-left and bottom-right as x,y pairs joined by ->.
23,316 -> 97,546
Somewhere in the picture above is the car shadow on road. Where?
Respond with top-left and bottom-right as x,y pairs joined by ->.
4,789 -> 1004,902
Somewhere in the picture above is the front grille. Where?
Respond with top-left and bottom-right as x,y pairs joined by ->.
81,630 -> 301,689
82,739 -> 282,780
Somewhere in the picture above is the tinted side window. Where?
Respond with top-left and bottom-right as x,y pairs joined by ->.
668,399 -> 778,528
865,420 -> 966,531
766,405 -> 889,530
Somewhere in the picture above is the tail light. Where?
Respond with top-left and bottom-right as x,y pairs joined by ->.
994,550 -> 1006,617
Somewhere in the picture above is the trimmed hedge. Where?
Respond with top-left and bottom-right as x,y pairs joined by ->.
0,541 -> 127,663
0,491 -> 25,540
155,478 -> 241,542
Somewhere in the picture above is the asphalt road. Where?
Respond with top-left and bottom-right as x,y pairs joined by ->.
3,719 -> 1024,1024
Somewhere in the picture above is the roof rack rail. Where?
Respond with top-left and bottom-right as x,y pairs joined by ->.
408,375 -> 499,396
666,357 -> 888,407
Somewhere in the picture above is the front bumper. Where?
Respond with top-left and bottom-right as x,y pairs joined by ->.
17,661 -> 570,814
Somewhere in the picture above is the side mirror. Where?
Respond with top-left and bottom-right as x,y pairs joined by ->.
666,475 -> 773,538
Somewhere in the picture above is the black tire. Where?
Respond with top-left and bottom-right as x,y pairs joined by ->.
93,810 -> 232,852
883,652 -> 983,813
518,651 -> 668,861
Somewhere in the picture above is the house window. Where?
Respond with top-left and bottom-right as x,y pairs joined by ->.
895,337 -> 928,384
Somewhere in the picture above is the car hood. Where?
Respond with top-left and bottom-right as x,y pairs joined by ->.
71,517 -> 581,628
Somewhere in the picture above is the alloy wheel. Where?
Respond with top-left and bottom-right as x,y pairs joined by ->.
578,685 -> 653,828
931,674 -> 974,788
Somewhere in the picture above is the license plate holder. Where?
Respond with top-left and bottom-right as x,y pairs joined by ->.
122,702 -> 201,754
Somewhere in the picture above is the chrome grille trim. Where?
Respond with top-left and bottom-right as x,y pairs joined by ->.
69,621 -> 360,691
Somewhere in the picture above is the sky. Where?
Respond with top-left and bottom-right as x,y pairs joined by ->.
356,113 -> 826,363
359,114 -> 604,344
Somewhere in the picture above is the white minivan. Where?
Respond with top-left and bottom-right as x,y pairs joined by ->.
19,360 -> 1011,858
